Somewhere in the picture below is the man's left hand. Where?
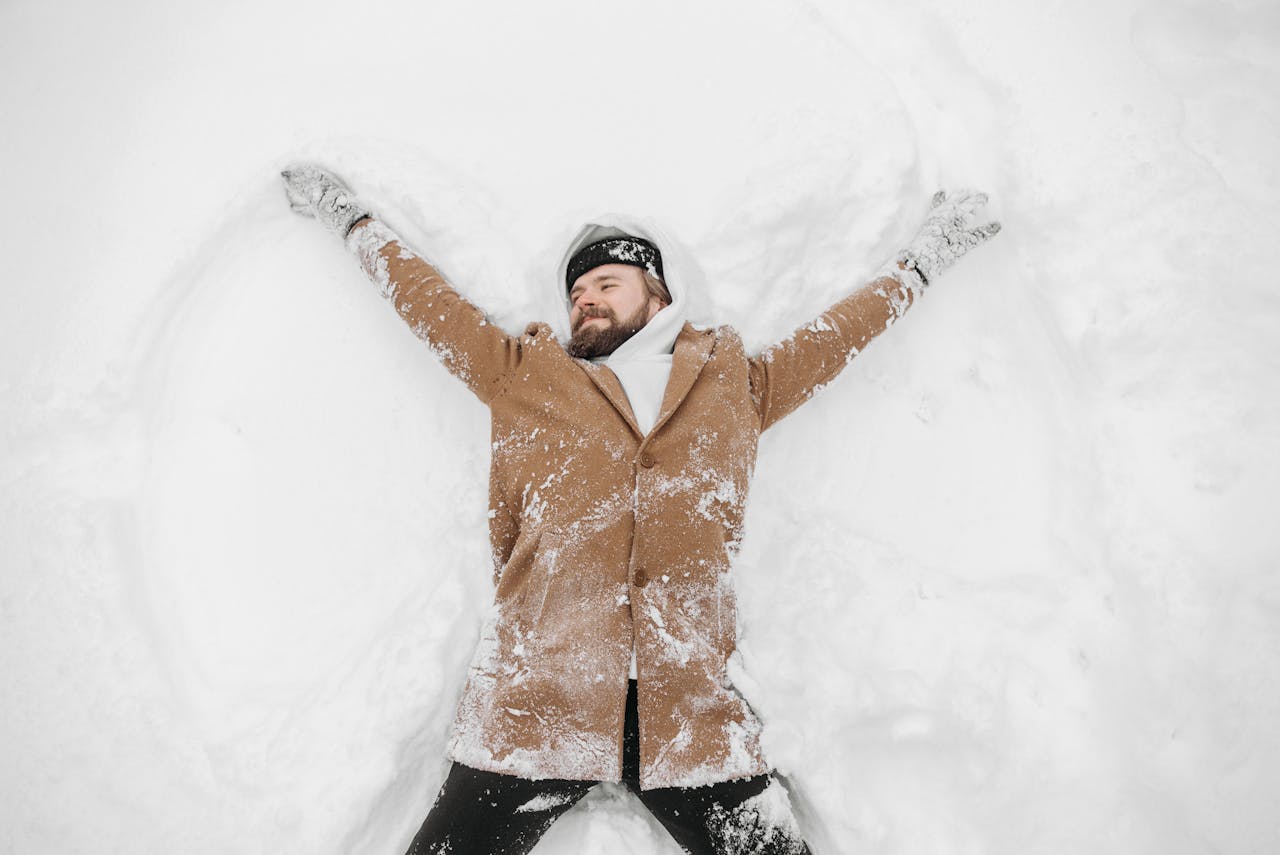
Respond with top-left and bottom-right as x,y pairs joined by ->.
896,189 -> 1002,291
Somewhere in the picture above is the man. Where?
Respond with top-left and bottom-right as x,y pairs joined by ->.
280,165 -> 1000,854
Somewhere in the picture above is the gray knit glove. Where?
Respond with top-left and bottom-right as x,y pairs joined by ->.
896,189 -> 1001,291
280,164 -> 372,237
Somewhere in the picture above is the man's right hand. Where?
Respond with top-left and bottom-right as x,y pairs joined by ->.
280,164 -> 372,238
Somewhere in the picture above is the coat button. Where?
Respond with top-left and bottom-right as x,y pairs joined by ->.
633,568 -> 649,587
638,452 -> 656,468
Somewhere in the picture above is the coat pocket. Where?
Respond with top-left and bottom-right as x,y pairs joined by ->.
523,531 -> 564,627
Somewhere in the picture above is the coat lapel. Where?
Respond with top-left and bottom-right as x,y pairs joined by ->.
575,322 -> 714,441
578,361 -> 645,439
649,323 -> 715,439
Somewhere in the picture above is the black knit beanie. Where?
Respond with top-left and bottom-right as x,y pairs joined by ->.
566,236 -> 665,293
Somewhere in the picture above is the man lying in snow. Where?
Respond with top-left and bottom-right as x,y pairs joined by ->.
281,165 -> 1000,855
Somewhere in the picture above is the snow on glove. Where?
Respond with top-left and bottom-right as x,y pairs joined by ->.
280,164 -> 372,238
895,189 -> 1001,294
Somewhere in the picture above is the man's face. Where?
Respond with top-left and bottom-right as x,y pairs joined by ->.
566,264 -> 666,359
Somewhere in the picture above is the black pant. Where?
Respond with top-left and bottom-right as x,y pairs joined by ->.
405,680 -> 811,855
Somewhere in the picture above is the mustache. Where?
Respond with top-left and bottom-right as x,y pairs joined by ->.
574,309 -> 615,329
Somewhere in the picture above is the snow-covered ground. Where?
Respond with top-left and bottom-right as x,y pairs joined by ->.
3,1 -> 1277,852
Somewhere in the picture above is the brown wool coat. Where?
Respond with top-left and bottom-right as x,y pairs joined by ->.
346,218 -> 918,790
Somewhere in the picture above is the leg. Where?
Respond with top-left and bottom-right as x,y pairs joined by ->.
632,773 -> 812,855
620,680 -> 811,855
404,761 -> 594,855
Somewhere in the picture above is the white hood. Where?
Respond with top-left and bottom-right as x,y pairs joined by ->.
549,213 -> 691,359
548,213 -> 692,435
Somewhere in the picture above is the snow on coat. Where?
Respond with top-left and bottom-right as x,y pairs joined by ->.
345,217 -> 918,790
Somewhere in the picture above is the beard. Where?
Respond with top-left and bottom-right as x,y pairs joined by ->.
566,302 -> 651,359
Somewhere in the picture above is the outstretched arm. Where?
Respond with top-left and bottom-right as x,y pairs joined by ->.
748,189 -> 1001,432
281,164 -> 525,405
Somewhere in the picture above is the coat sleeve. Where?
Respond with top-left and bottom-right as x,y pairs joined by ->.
346,219 -> 524,405
747,273 -> 918,432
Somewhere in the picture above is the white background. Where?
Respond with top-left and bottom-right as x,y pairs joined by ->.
2,0 -> 1277,852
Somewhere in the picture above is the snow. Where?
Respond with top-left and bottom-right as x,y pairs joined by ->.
2,0 -> 1277,853
711,777 -> 807,854
516,792 -> 579,814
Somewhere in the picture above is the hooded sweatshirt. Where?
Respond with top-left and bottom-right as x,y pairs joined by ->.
553,215 -> 691,678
